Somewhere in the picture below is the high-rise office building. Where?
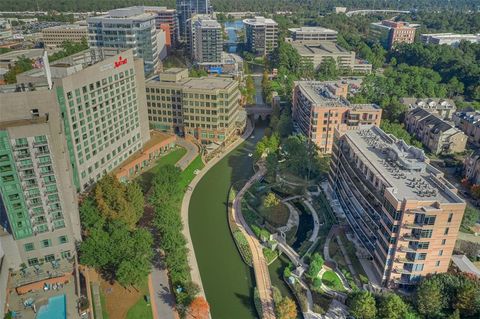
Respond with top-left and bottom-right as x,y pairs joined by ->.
87,7 -> 160,74
176,0 -> 211,42
145,68 -> 245,143
292,81 -> 381,154
243,16 -> 278,56
193,17 -> 222,64
17,48 -> 150,193
142,6 -> 179,47
329,125 -> 466,288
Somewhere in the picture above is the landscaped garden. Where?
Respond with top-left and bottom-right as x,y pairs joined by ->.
321,270 -> 345,292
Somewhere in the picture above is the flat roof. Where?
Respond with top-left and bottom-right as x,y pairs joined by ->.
0,48 -> 60,61
243,16 -> 277,26
288,27 -> 338,34
451,255 -> 480,277
344,126 -> 463,203
43,24 -> 87,31
292,41 -> 349,55
183,77 -> 236,90
422,33 -> 479,39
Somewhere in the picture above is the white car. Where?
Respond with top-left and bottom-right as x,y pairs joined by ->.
250,135 -> 255,139
248,153 -> 253,157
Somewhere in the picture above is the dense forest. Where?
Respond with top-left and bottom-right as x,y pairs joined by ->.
0,0 -> 479,13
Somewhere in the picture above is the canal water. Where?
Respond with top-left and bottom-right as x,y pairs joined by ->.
224,20 -> 244,53
189,125 -> 264,319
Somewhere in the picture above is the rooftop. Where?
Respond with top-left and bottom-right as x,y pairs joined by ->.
288,26 -> 338,34
43,24 -> 87,31
455,110 -> 480,124
401,97 -> 456,110
295,81 -> 379,110
421,33 -> 480,39
371,20 -> 419,29
183,77 -> 236,90
0,48 -> 60,62
451,255 -> 480,277
408,108 -> 457,133
195,18 -> 221,28
292,41 -> 349,55
344,126 -> 463,203
88,7 -> 156,22
243,16 -> 277,26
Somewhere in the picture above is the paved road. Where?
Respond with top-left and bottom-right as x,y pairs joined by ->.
232,165 -> 276,319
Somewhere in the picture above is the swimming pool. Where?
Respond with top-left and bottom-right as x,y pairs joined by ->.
36,294 -> 66,319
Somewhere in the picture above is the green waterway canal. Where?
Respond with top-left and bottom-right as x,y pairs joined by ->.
189,125 -> 263,319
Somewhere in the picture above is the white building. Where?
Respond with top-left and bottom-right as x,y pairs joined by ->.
243,16 -> 278,56
420,33 -> 480,47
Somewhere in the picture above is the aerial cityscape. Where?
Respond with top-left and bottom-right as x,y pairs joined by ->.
0,0 -> 479,319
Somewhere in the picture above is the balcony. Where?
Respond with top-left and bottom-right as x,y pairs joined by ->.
33,140 -> 48,147
28,201 -> 43,208
42,180 -> 56,187
393,267 -> 411,274
18,163 -> 33,170
14,143 -> 29,150
45,189 -> 58,195
399,233 -> 421,241
37,160 -> 52,168
25,193 -> 41,200
35,151 -> 50,157
398,245 -> 416,253
40,171 -> 54,177
22,183 -> 38,191
15,153 -> 31,160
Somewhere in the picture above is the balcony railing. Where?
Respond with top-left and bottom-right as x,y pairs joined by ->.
14,144 -> 29,150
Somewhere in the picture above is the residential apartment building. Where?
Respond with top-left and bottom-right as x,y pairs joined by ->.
177,0 -> 210,41
17,48 -> 150,192
292,81 -> 381,154
464,152 -> 480,185
287,27 -> 338,42
420,33 -> 480,47
292,41 -> 372,73
87,7 -> 160,74
142,6 -> 178,46
193,17 -> 223,64
42,24 -> 87,48
370,20 -> 418,50
243,17 -> 278,56
329,125 -> 466,288
453,110 -> 480,147
0,19 -> 12,41
145,68 -> 245,143
0,83 -> 81,270
405,108 -> 467,155
401,98 -> 456,120
186,14 -> 212,60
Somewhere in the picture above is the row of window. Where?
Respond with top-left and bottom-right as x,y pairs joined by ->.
24,235 -> 68,252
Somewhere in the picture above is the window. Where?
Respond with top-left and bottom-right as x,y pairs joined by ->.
58,236 -> 68,244
45,254 -> 55,262
435,261 -> 441,267
61,251 -> 71,259
28,258 -> 39,266
424,215 -> 436,225
441,239 -> 446,245
412,264 -> 424,272
41,239 -> 52,248
438,250 -> 443,256
448,213 -> 453,223
444,228 -> 449,235
24,243 -> 35,252
418,242 -> 430,249
420,229 -> 433,238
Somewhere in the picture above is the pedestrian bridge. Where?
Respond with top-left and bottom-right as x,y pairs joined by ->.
346,9 -> 410,17
245,105 -> 273,120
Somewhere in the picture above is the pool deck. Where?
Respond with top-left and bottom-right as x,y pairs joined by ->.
7,279 -> 80,319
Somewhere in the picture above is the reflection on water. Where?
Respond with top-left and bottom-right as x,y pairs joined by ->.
224,20 -> 244,53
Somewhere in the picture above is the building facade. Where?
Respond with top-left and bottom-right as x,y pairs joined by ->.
329,125 -> 466,288
17,49 -> 150,192
401,98 -> 456,120
87,7 -> 160,74
292,81 -> 381,153
42,25 -> 87,48
145,68 -> 245,144
142,6 -> 178,47
405,108 -> 467,155
291,42 -> 372,73
287,27 -> 338,42
464,152 -> 480,185
243,17 -> 278,56
420,33 -> 480,47
370,20 -> 417,50
193,17 -> 222,64
453,110 -> 480,147
0,84 -> 81,269
176,0 -> 210,42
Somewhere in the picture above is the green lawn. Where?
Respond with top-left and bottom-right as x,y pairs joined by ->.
338,232 -> 368,283
321,270 -> 345,292
91,283 -> 109,319
136,147 -> 187,192
178,155 -> 205,191
126,277 -> 153,319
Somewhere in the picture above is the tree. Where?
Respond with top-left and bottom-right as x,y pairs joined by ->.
263,192 -> 280,208
347,291 -> 376,319
189,296 -> 209,319
461,206 -> 479,232
448,309 -> 461,319
276,297 -> 297,319
377,293 -> 408,319
4,56 -> 34,83
316,57 -> 339,81
416,279 -> 444,318
306,253 -> 324,279
454,281 -> 480,317
277,113 -> 293,138
94,175 -> 143,228
265,152 -> 278,182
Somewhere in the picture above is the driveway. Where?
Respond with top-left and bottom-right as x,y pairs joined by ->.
175,138 -> 199,170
